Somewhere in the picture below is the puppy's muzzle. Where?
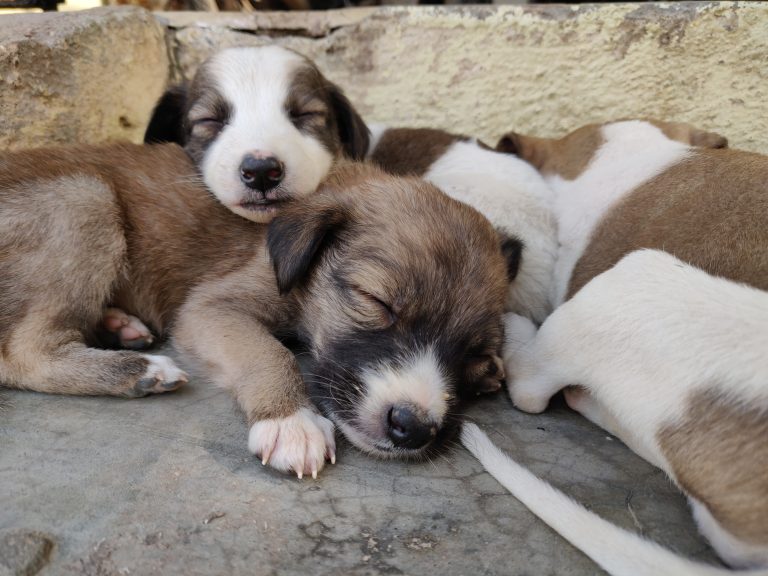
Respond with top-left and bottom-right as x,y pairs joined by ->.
239,154 -> 284,192
387,404 -> 437,450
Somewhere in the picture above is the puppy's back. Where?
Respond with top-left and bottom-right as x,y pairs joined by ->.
568,148 -> 768,297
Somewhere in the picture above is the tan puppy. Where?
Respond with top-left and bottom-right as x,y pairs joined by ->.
495,120 -> 768,567
0,144 -> 512,478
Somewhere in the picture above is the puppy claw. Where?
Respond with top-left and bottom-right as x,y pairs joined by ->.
248,408 -> 336,478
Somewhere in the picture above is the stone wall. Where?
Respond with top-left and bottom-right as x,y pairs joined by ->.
2,2 -> 767,153
160,2 -> 768,153
0,7 -> 168,150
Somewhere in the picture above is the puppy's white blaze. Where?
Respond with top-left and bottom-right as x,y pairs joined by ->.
549,120 -> 691,305
424,140 -> 558,322
202,46 -> 334,215
462,424 -> 760,576
361,347 -> 448,424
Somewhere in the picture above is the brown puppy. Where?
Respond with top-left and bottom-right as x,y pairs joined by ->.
0,144 -> 512,477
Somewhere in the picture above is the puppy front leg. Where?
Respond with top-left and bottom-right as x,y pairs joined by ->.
503,312 -> 578,413
174,300 -> 335,479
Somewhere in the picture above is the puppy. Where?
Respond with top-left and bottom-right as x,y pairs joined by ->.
368,125 -> 558,325
144,44 -> 370,223
466,251 -> 768,575
102,45 -> 369,350
0,143 -> 513,477
498,119 -> 768,566
495,118 -> 738,305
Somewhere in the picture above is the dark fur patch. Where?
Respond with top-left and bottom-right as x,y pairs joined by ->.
370,128 -> 468,176
267,205 -> 348,295
144,85 -> 189,145
286,63 -> 370,160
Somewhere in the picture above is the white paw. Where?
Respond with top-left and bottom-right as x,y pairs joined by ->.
502,313 -> 551,413
104,307 -> 154,349
134,354 -> 189,395
248,407 -> 336,479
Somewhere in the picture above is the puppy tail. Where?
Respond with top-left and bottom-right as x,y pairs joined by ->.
461,423 -> 768,576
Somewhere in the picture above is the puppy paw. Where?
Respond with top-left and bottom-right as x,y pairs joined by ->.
104,307 -> 154,350
464,354 -> 505,396
502,313 -> 552,413
248,408 -> 336,479
133,354 -> 189,396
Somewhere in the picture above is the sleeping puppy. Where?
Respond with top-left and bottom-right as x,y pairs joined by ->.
467,251 -> 768,575
0,144 -> 513,478
497,119 -> 768,567
368,125 -> 558,326
104,44 -> 369,350
144,44 -> 370,224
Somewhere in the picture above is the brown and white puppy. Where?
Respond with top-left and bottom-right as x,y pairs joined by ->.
367,125 -> 558,327
144,45 -> 370,223
104,45 -> 369,351
0,144 -> 512,478
495,120 -> 768,568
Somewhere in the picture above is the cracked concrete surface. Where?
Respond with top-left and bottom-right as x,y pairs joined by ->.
1,346 -> 721,575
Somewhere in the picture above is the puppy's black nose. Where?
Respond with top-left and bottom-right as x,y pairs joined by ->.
387,405 -> 436,450
239,155 -> 284,191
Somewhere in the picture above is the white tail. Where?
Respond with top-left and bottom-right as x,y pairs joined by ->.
461,423 -> 768,576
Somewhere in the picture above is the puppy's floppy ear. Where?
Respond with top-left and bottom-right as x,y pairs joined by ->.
328,83 -> 370,160
144,84 -> 189,145
268,203 -> 348,294
496,131 -> 554,172
689,128 -> 728,149
495,132 -> 525,156
499,233 -> 524,282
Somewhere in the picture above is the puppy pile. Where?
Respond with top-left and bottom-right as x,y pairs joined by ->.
468,120 -> 768,574
2,43 -> 766,575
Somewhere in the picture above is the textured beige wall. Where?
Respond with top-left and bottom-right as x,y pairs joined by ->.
0,7 -> 168,150
161,2 -> 768,154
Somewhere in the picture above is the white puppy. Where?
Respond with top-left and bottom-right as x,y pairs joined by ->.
501,249 -> 768,571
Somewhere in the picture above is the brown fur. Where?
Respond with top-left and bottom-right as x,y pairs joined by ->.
568,148 -> 768,297
370,128 -> 467,176
495,119 -> 727,181
496,125 -> 603,180
649,119 -> 729,150
658,389 -> 768,545
0,147 -> 509,439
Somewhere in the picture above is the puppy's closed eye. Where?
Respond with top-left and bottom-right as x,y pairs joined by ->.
350,287 -> 397,329
191,119 -> 225,137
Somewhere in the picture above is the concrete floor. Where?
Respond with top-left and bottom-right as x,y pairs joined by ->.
1,345 -> 721,576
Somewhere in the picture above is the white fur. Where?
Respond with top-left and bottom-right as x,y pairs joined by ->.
423,140 -> 559,323
462,423 -> 768,576
504,249 -> 768,568
142,354 -> 188,390
362,347 -> 447,423
248,407 -> 336,479
345,348 -> 447,455
548,121 -> 691,304
201,46 -> 334,222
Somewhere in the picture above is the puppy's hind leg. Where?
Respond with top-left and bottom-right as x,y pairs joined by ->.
0,174 -> 186,397
0,324 -> 187,397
